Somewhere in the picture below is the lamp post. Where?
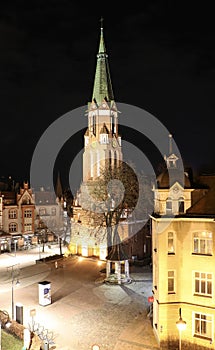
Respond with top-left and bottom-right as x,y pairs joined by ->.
7,264 -> 20,320
176,308 -> 186,350
38,239 -> 41,259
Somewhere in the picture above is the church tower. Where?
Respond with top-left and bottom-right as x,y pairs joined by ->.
69,21 -> 124,260
83,21 -> 122,181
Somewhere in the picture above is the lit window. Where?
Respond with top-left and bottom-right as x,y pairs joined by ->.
168,232 -> 175,254
9,209 -> 17,219
168,270 -> 175,293
193,232 -> 212,255
194,272 -> 212,296
24,223 -> 32,232
194,313 -> 212,340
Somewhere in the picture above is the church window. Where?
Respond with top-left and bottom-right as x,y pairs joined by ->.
92,114 -> 96,136
109,151 -> 112,167
111,114 -> 114,134
114,151 -> 117,167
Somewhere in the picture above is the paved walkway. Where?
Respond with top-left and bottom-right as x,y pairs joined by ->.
0,247 -> 159,350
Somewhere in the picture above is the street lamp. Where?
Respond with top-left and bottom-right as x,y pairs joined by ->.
7,264 -> 20,320
176,308 -> 186,350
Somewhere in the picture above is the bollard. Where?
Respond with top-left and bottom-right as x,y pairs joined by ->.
44,342 -> 49,350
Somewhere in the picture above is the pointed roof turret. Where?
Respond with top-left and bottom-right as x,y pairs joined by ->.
55,171 -> 63,199
157,133 -> 190,188
92,19 -> 114,105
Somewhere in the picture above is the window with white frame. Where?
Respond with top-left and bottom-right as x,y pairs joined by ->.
9,223 -> 17,233
168,270 -> 175,293
24,209 -> 32,218
24,223 -> 32,232
9,209 -> 17,219
193,231 -> 212,255
194,272 -> 212,296
193,312 -> 213,340
168,232 -> 175,254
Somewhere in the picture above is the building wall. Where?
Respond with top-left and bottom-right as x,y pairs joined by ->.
152,217 -> 215,348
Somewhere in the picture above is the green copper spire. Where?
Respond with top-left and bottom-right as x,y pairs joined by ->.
92,19 -> 114,105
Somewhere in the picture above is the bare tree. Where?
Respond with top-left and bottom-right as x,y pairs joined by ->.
87,161 -> 154,256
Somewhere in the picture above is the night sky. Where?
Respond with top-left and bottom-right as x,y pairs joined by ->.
0,1 -> 214,191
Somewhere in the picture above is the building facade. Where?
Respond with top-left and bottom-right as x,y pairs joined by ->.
0,180 -> 64,252
152,142 -> 215,349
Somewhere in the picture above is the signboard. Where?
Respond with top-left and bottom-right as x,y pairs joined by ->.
38,281 -> 51,306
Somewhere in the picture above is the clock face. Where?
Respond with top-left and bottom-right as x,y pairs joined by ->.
173,185 -> 179,193
92,141 -> 97,148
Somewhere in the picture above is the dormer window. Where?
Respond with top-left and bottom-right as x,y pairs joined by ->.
178,197 -> 184,213
166,197 -> 172,213
166,154 -> 178,168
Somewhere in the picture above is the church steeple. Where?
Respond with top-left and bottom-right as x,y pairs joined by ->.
92,19 -> 114,105
83,20 -> 122,182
